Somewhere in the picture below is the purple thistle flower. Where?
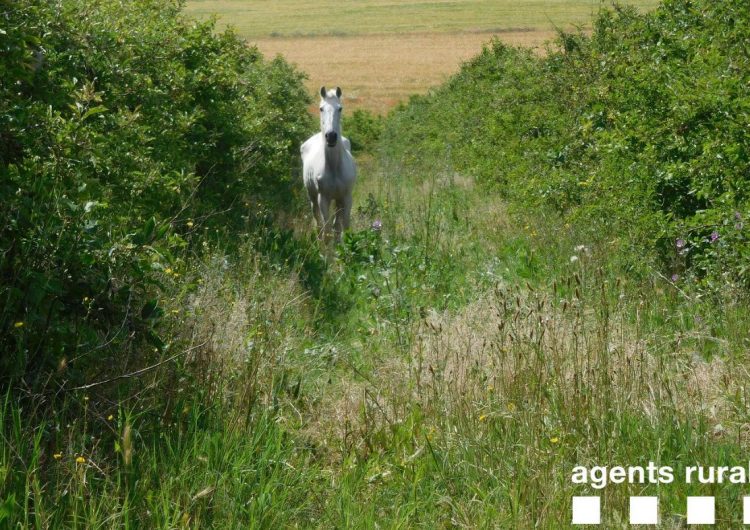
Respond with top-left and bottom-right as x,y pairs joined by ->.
671,274 -> 679,282
371,219 -> 382,231
675,238 -> 686,249
710,231 -> 719,243
735,211 -> 742,220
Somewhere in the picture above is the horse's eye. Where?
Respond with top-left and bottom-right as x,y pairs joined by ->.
319,107 -> 324,111
338,108 -> 343,112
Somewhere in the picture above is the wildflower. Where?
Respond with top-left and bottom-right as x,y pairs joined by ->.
371,219 -> 382,231
675,238 -> 686,249
570,255 -> 579,263
107,414 -> 114,421
186,220 -> 194,228
671,274 -> 679,282
84,395 -> 89,402
736,211 -> 742,220
83,296 -> 90,303
736,222 -> 743,230
550,437 -> 560,444
165,267 -> 173,275
710,231 -> 719,243
75,456 -> 86,464
507,402 -> 516,412
53,453 -> 62,460
14,321 -> 24,328
479,414 -> 488,422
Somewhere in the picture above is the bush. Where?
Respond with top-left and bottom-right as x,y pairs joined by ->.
0,0 -> 310,389
381,0 -> 750,291
344,109 -> 385,153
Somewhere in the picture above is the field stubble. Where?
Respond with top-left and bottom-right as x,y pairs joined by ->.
186,0 -> 658,112
253,30 -> 554,114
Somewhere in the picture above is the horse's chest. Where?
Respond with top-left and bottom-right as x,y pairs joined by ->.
318,170 -> 349,197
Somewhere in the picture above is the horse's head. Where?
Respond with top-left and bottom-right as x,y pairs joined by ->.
319,86 -> 343,147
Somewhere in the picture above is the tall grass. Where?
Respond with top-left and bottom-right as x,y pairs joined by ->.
4,0 -> 750,527
4,137 -> 750,528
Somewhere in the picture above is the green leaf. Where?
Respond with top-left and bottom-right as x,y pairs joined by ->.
81,105 -> 108,121
141,299 -> 163,320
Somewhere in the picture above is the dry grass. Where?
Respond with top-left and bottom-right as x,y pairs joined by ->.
305,272 -> 749,462
178,251 -> 309,408
185,0 -> 658,39
420,287 -> 750,461
254,30 -> 555,114
186,0 -> 659,112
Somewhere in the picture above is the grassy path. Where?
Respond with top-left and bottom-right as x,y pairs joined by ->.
6,124 -> 749,528
248,147 -> 750,527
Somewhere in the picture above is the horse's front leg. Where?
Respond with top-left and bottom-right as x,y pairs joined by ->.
341,193 -> 353,232
310,197 -> 324,239
334,194 -> 353,242
317,194 -> 332,242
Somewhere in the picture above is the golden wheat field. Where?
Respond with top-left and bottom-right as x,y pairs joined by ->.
186,0 -> 658,112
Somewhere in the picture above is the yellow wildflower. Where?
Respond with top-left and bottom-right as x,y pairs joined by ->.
107,414 -> 114,421
550,437 -> 560,444
14,321 -> 24,328
53,453 -> 62,460
165,267 -> 173,275
507,402 -> 516,412
186,221 -> 194,228
479,414 -> 488,422
76,456 -> 86,464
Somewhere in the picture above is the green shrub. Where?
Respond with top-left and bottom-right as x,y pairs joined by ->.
344,109 -> 385,153
382,0 -> 750,291
0,0 -> 310,389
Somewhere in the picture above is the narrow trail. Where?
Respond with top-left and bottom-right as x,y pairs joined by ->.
281,150 -> 522,463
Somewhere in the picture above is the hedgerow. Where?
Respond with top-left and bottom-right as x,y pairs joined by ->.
382,0 -> 750,291
0,0 -> 310,388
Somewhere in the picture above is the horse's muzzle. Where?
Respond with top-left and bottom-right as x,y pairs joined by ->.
325,131 -> 338,147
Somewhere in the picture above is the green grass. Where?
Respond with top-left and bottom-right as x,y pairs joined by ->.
5,0 -> 750,528
185,0 -> 659,38
6,150 -> 750,527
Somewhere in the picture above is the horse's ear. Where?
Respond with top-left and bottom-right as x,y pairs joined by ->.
320,86 -> 327,98
335,86 -> 342,98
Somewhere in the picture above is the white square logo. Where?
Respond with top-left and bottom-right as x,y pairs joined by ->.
572,496 -> 600,525
629,496 -> 658,525
687,496 -> 715,525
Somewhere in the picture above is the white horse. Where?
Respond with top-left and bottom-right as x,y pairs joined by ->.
301,86 -> 357,242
